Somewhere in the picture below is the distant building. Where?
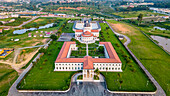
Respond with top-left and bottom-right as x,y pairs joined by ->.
11,14 -> 19,18
73,18 -> 101,44
0,29 -> 2,33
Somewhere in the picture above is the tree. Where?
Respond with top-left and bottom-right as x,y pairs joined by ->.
50,34 -> 58,41
137,13 -> 143,26
57,30 -> 62,36
94,68 -> 100,76
39,48 -> 46,53
119,80 -> 123,89
94,48 -> 97,54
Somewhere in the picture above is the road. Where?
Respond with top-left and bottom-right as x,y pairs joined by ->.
106,21 -> 166,96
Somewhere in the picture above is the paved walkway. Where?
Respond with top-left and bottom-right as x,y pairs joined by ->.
106,21 -> 166,96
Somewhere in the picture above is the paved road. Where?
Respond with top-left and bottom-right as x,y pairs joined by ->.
106,21 -> 166,96
13,16 -> 39,28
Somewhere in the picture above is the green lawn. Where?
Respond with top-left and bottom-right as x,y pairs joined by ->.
0,63 -> 18,96
112,10 -> 165,18
17,41 -> 76,90
99,23 -> 156,92
107,20 -> 170,95
62,23 -> 74,33
4,18 -> 31,26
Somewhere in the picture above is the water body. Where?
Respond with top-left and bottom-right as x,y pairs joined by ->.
151,35 -> 170,52
153,26 -> 167,30
13,23 -> 54,34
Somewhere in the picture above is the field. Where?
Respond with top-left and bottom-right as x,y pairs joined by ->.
0,18 -> 66,64
112,10 -> 165,18
42,4 -> 100,15
107,20 -> 170,95
17,41 -> 76,90
99,23 -> 155,91
23,17 -> 65,28
123,20 -> 170,38
4,18 -> 31,26
0,18 -> 65,49
0,63 -> 18,96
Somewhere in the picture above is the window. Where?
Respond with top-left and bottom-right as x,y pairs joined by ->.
63,67 -> 64,69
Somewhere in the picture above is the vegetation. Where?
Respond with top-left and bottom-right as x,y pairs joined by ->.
0,18 -> 65,49
88,46 -> 105,57
2,18 -> 30,26
77,75 -> 83,80
23,17 -> 65,28
50,34 -> 58,41
112,10 -> 165,18
107,20 -> 170,95
62,23 -> 74,33
122,20 -> 170,38
93,75 -> 99,80
99,23 -> 156,92
18,41 -> 76,90
0,63 -> 18,96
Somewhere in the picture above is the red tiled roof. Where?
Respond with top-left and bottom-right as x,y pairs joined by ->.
55,42 -> 121,69
75,30 -> 83,32
83,56 -> 93,69
91,30 -> 99,32
84,31 -> 91,35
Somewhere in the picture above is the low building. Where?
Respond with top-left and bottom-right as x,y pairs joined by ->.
54,42 -> 122,81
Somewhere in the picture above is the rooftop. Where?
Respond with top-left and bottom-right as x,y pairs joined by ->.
55,42 -> 121,69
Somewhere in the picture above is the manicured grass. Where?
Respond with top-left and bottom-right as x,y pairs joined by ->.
0,63 -> 18,96
107,20 -> 170,95
62,23 -> 74,33
99,23 -> 156,92
4,18 -> 31,26
112,10 -> 165,18
17,41 -> 76,90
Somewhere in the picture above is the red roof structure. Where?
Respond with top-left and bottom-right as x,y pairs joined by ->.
55,42 -> 121,69
75,30 -> 83,32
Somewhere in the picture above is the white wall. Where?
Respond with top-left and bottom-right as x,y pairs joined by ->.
93,63 -> 122,72
54,63 -> 83,71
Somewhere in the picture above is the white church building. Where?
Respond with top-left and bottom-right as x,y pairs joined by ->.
73,18 -> 101,44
